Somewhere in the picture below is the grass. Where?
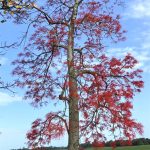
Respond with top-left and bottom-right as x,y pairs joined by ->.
86,145 -> 150,150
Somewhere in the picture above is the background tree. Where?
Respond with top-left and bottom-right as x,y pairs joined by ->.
5,0 -> 144,150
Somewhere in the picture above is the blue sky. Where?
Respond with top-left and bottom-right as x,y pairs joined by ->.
0,0 -> 150,149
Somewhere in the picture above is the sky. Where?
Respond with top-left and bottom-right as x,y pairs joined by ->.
0,0 -> 150,150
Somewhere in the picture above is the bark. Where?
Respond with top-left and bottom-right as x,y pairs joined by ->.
67,1 -> 79,150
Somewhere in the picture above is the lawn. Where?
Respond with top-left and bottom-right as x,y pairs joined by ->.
86,145 -> 150,150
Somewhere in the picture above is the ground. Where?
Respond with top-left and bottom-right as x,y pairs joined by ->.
87,145 -> 150,150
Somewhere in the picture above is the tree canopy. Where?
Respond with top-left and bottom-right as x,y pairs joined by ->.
0,1 -> 144,150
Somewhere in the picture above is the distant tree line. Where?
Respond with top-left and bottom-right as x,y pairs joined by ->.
105,138 -> 150,147
11,146 -> 67,150
12,138 -> 150,150
78,138 -> 150,148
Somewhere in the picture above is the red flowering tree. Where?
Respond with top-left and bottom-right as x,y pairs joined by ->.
11,0 -> 144,150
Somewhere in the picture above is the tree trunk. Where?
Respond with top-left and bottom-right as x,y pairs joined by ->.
67,1 -> 79,150
68,74 -> 79,150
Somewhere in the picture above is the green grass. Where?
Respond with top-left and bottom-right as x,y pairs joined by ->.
86,145 -> 150,150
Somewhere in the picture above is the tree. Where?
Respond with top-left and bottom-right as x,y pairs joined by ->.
9,0 -> 144,150
0,0 -> 24,11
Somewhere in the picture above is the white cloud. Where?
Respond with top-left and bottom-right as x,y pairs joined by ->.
0,92 -> 22,106
126,0 -> 150,18
0,57 -> 7,65
140,31 -> 150,49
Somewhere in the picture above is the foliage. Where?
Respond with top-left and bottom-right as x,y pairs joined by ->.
102,138 -> 150,147
0,0 -> 35,24
132,138 -> 150,145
